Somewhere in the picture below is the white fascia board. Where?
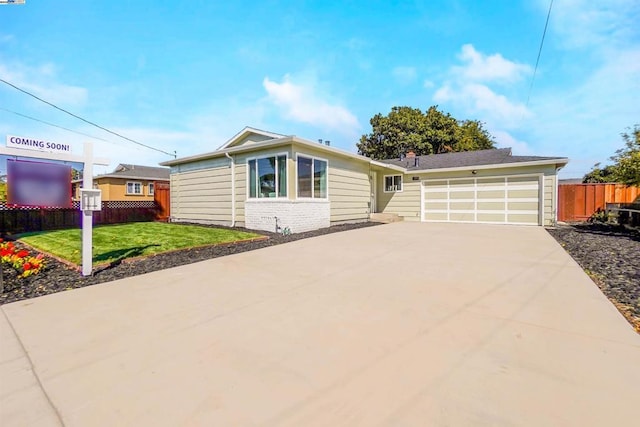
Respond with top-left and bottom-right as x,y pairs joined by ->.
162,136 -> 380,168
370,160 -> 406,172
216,126 -> 287,150
405,158 -> 569,175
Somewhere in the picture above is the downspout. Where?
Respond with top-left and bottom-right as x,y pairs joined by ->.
225,152 -> 236,227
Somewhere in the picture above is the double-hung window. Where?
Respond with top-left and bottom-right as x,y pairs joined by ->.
126,181 -> 143,195
297,155 -> 327,199
148,183 -> 155,196
248,155 -> 287,198
384,175 -> 402,192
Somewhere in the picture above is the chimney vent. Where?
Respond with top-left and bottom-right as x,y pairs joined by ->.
406,150 -> 416,158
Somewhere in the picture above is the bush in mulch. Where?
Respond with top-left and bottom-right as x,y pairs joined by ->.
547,223 -> 640,332
0,221 -> 381,305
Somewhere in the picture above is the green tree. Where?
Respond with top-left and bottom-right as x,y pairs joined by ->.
356,106 -> 495,160
583,124 -> 640,186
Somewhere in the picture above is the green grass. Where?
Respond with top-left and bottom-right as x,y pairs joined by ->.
19,222 -> 261,265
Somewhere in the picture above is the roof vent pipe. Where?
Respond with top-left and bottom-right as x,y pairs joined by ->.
318,139 -> 323,144
325,140 -> 330,146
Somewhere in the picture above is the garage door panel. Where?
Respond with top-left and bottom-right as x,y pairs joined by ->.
450,212 -> 475,221
450,191 -> 474,199
424,180 -> 448,189
507,213 -> 539,224
508,201 -> 539,211
477,178 -> 504,186
508,189 -> 539,198
477,201 -> 505,210
422,175 -> 541,226
450,179 -> 474,187
425,201 -> 448,210
477,190 -> 505,199
477,213 -> 505,222
450,201 -> 475,210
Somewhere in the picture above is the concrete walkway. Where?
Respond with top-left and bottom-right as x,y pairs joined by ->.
1,222 -> 639,426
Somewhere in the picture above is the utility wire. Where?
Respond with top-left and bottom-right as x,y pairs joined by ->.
0,106 -> 111,143
0,77 -> 177,158
525,0 -> 554,109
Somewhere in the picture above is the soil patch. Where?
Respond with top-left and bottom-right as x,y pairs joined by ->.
547,223 -> 640,332
1,222 -> 380,305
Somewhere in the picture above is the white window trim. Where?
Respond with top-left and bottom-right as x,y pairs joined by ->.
295,154 -> 329,200
148,182 -> 155,196
383,174 -> 403,193
126,181 -> 143,195
246,153 -> 288,200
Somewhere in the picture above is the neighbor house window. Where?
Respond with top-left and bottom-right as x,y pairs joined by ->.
248,155 -> 287,198
384,175 -> 402,192
126,181 -> 143,195
148,183 -> 154,196
297,155 -> 327,199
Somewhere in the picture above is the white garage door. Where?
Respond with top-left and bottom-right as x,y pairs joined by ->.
421,175 -> 542,225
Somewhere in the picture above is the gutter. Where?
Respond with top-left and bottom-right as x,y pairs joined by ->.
225,152 -> 236,227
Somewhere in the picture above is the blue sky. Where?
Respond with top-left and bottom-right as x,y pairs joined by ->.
0,0 -> 638,178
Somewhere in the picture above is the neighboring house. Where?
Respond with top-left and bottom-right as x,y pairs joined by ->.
73,164 -> 170,201
161,127 -> 568,233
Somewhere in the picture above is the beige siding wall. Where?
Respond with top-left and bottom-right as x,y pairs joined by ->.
378,164 -> 559,225
291,145 -> 370,223
170,166 -> 233,224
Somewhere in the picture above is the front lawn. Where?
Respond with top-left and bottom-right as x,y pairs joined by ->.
19,222 -> 262,265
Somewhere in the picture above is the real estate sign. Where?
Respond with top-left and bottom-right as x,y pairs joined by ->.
7,159 -> 72,208
6,134 -> 72,155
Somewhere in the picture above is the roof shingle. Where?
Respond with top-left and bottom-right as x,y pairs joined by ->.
380,148 -> 567,171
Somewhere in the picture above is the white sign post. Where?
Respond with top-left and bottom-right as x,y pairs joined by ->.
1,138 -> 109,276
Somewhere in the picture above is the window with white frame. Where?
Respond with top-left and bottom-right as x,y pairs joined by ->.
297,155 -> 327,199
148,182 -> 155,196
248,155 -> 287,198
126,181 -> 143,195
384,175 -> 403,192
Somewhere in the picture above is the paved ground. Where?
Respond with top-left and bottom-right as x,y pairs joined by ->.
1,222 -> 639,426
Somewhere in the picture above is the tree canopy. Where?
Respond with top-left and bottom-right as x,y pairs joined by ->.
356,106 -> 495,160
583,124 -> 640,186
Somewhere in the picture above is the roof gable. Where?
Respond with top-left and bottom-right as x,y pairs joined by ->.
217,126 -> 286,150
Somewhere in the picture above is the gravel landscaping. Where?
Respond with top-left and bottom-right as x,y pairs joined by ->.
1,221 -> 380,305
547,223 -> 640,332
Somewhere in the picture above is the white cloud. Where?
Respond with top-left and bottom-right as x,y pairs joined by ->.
544,0 -> 640,50
434,82 -> 530,128
454,44 -> 531,83
392,66 -> 417,84
263,74 -> 360,135
490,130 -> 532,155
0,60 -> 88,107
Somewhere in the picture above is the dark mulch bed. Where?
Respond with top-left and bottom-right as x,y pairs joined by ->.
1,222 -> 380,305
547,223 -> 640,332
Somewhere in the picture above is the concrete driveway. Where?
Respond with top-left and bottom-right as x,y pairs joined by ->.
2,222 -> 639,426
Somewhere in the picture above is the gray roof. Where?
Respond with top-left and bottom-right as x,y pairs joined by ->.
381,148 -> 567,171
96,164 -> 170,181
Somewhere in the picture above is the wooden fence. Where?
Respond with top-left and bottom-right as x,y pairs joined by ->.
558,183 -> 640,222
0,200 -> 160,235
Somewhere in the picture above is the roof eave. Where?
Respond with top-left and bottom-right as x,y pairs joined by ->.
403,158 -> 570,174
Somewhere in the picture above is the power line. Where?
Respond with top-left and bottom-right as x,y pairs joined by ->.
0,77 -> 177,158
0,106 -> 111,143
526,0 -> 554,108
